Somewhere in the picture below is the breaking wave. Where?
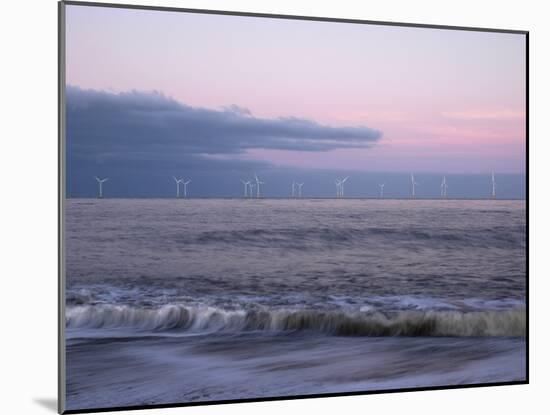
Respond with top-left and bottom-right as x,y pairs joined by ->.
66,304 -> 525,337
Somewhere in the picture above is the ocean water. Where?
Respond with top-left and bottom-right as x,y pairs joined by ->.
64,199 -> 526,410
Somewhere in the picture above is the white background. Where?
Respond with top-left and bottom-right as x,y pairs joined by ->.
0,0 -> 546,414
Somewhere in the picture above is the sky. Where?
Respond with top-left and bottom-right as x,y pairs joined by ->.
65,4 -> 526,198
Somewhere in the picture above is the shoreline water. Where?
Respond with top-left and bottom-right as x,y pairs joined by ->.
66,332 -> 526,410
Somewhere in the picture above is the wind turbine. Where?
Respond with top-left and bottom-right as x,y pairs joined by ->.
94,176 -> 108,198
410,173 -> 419,199
241,180 -> 250,198
340,177 -> 349,198
291,180 -> 296,198
254,173 -> 264,198
440,176 -> 448,198
296,182 -> 304,198
491,172 -> 496,199
249,182 -> 255,198
379,183 -> 385,198
183,179 -> 191,198
173,177 -> 185,198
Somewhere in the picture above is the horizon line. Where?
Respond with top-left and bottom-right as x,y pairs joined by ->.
66,196 -> 526,201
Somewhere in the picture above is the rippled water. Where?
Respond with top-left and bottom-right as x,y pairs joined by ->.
64,199 -> 526,411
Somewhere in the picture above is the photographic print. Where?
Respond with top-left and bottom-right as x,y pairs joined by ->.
60,2 -> 527,413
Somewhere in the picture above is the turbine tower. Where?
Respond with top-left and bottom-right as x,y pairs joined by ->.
183,179 -> 191,198
335,179 -> 342,198
173,176 -> 184,198
340,176 -> 349,198
410,173 -> 419,199
249,182 -> 255,198
254,173 -> 264,198
94,176 -> 108,198
291,180 -> 296,198
440,176 -> 448,198
379,183 -> 385,198
491,172 -> 496,199
296,182 -> 304,198
241,180 -> 250,198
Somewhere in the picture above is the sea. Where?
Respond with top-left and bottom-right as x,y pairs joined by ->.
64,198 -> 527,411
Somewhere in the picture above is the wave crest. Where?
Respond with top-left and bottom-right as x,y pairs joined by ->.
66,304 -> 525,337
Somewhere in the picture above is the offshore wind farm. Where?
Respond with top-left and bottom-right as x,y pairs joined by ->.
63,4 -> 526,413
83,171 -> 520,200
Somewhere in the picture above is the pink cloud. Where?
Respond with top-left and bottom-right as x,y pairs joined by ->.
441,109 -> 525,121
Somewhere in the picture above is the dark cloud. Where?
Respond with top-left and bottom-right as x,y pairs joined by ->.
67,85 -> 382,159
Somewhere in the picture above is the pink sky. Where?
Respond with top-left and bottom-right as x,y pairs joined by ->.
66,5 -> 526,174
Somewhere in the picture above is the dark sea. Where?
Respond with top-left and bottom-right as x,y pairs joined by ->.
64,199 -> 526,411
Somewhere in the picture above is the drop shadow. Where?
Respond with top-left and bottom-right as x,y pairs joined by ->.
34,398 -> 57,413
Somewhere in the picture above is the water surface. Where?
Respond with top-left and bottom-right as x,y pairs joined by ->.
65,199 -> 526,410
